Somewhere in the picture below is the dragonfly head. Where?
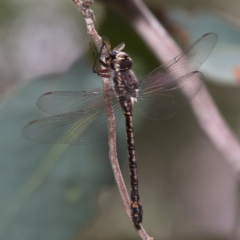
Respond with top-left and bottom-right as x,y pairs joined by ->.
109,50 -> 133,72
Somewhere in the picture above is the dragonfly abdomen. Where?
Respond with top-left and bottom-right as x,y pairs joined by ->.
123,107 -> 143,227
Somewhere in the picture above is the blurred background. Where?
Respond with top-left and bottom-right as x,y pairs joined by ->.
0,0 -> 240,239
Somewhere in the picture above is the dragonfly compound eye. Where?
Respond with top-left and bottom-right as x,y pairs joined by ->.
111,52 -> 133,71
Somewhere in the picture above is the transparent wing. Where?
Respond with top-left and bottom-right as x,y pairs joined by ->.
102,36 -> 111,57
139,32 -> 218,90
22,102 -> 123,145
138,71 -> 203,120
113,42 -> 125,52
37,88 -> 118,115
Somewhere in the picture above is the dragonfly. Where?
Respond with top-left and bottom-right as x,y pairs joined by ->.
22,32 -> 218,227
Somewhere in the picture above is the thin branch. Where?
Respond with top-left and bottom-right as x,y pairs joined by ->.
97,0 -> 240,177
72,1 -> 153,239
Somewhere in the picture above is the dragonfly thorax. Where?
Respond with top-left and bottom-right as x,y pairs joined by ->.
109,51 -> 138,104
108,51 -> 133,72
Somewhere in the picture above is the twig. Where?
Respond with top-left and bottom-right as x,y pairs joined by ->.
97,0 -> 240,176
72,1 -> 153,239
133,0 -> 240,175
123,0 -> 240,238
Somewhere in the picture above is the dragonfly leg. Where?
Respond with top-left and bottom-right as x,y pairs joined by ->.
92,38 -> 111,78
94,68 -> 111,78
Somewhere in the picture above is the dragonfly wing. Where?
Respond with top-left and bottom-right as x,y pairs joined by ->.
102,36 -> 111,56
138,71 -> 203,120
139,32 -> 217,90
22,102 -> 123,145
37,88 -> 117,115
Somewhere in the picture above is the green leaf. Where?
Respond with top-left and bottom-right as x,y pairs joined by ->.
170,9 -> 240,85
